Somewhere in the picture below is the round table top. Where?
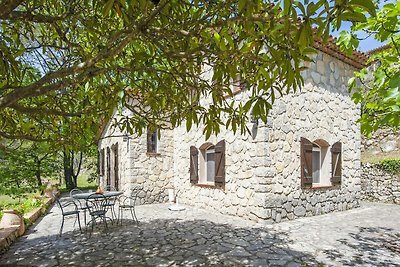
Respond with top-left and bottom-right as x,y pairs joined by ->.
71,191 -> 123,199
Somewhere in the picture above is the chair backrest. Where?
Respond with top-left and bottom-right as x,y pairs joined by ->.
70,188 -> 83,198
86,193 -> 108,214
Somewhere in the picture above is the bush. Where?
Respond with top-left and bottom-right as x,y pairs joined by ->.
376,159 -> 400,174
0,194 -> 44,216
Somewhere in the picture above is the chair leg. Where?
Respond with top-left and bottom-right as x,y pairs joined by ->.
77,214 -> 82,233
60,217 -> 64,237
83,209 -> 87,225
118,208 -> 123,225
103,216 -> 109,232
132,207 -> 138,224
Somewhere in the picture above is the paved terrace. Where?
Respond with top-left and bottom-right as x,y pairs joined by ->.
1,199 -> 400,266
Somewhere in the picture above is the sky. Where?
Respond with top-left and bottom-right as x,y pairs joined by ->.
309,0 -> 396,53
332,22 -> 384,53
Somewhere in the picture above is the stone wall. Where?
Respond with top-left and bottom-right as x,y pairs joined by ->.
172,50 -> 361,223
361,163 -> 400,204
101,50 -> 361,223
362,128 -> 400,153
99,110 -> 173,205
263,51 -> 361,222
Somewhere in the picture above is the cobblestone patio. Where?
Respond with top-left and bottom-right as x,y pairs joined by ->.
1,199 -> 400,266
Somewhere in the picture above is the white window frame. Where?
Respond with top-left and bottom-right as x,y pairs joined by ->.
199,145 -> 215,185
312,141 -> 331,186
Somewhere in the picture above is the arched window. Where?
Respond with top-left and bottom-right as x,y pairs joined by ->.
190,140 -> 226,187
301,138 -> 331,187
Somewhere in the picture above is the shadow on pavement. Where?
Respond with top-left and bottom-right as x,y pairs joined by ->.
323,226 -> 400,266
1,218 -> 319,266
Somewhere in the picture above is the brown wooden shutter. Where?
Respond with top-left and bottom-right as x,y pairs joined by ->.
100,148 -> 105,176
97,150 -> 100,175
106,147 -> 111,186
214,140 -> 226,186
331,141 -> 342,184
114,143 -> 119,190
190,146 -> 199,184
300,137 -> 313,187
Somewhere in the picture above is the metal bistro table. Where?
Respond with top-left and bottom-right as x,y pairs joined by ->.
71,191 -> 123,200
72,191 -> 123,227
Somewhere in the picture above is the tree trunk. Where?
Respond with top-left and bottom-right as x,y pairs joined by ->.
35,157 -> 42,187
63,149 -> 75,190
72,151 -> 83,188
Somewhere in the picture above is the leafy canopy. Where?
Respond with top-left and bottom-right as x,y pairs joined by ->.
340,1 -> 400,136
0,0 -> 377,143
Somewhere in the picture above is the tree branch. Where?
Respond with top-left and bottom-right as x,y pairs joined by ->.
9,103 -> 83,117
0,0 -> 23,18
0,10 -> 71,23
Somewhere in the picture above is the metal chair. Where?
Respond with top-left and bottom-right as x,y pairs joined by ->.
54,195 -> 82,236
103,185 -> 117,222
86,193 -> 111,236
70,188 -> 89,225
117,187 -> 141,225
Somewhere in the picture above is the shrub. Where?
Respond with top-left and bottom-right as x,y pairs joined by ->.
376,159 -> 400,174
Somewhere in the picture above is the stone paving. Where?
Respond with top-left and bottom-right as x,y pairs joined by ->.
1,199 -> 400,266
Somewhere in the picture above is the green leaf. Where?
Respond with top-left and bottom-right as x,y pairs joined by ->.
349,0 -> 376,16
103,0 -> 115,17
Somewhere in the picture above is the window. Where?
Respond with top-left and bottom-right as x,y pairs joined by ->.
312,145 -> 321,183
301,138 -> 341,188
147,129 -> 158,153
199,144 -> 215,184
190,140 -> 226,187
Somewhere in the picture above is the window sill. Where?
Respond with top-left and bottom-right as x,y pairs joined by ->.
193,183 -> 224,189
146,152 -> 161,156
303,184 -> 337,190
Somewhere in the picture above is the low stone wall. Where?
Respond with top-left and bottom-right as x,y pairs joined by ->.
362,128 -> 400,153
361,163 -> 400,204
0,194 -> 56,254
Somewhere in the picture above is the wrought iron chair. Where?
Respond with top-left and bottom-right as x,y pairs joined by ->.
69,188 -> 89,225
86,193 -> 111,236
117,187 -> 141,225
54,195 -> 82,236
103,185 -> 118,222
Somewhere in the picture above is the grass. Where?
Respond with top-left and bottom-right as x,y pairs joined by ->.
361,150 -> 400,164
58,174 -> 97,193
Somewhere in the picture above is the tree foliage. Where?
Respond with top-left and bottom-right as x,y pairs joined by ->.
0,0 -> 377,142
341,1 -> 400,136
0,141 -> 62,197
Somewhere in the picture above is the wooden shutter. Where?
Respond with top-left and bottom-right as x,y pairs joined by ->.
300,137 -> 313,187
331,142 -> 342,184
100,148 -> 105,175
190,146 -> 199,184
214,140 -> 226,186
114,143 -> 119,190
106,147 -> 111,187
97,150 -> 100,175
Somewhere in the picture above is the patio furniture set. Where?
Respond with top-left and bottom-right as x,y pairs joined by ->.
54,187 -> 140,236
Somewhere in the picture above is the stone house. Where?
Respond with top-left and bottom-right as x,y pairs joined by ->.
98,39 -> 367,223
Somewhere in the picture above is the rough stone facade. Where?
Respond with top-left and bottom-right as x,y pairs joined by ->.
361,163 -> 400,204
99,112 -> 172,204
99,50 -> 361,223
362,128 -> 400,153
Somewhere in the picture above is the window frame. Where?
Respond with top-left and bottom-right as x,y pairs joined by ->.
301,138 -> 340,189
146,129 -> 159,154
190,140 -> 226,188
